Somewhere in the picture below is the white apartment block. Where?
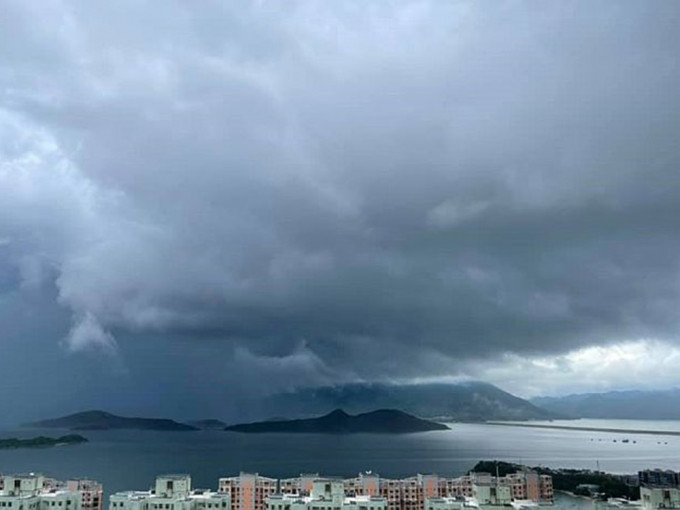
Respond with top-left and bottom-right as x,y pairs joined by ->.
641,487 -> 680,509
109,475 -> 230,510
423,497 -> 467,510
0,474 -> 100,510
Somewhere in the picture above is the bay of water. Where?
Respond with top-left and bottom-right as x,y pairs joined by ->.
1,420 -> 679,499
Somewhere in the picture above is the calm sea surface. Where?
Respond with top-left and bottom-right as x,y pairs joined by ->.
1,420 -> 679,499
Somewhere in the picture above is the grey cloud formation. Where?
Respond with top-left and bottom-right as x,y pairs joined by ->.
1,0 -> 680,411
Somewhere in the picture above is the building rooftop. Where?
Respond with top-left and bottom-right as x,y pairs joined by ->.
111,491 -> 153,500
345,496 -> 386,503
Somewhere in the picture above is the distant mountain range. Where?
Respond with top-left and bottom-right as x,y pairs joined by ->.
23,382 -> 561,430
24,410 -> 198,431
532,389 -> 680,419
225,409 -> 449,434
265,382 -> 560,421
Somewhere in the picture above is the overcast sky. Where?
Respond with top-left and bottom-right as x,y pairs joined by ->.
1,1 -> 679,424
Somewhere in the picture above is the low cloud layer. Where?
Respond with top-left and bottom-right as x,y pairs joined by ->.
457,340 -> 680,398
1,1 -> 680,413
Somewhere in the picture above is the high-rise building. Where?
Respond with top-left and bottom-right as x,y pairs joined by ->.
218,473 -> 277,510
279,475 -> 319,497
66,480 -> 103,510
640,470 -> 680,489
641,487 -> 680,509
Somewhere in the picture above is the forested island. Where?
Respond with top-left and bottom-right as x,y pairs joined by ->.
24,410 -> 197,431
225,409 -> 449,434
0,435 -> 88,449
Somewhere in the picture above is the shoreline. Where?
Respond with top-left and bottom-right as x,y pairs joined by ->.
484,421 -> 680,437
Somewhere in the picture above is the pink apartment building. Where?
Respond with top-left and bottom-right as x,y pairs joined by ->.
219,473 -> 277,510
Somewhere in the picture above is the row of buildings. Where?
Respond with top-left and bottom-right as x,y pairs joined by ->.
110,471 -> 552,510
218,471 -> 553,510
0,474 -> 103,510
14,467 -> 680,510
1,471 -> 553,510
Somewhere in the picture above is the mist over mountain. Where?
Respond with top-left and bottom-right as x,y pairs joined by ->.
532,389 -> 680,419
265,382 -> 558,421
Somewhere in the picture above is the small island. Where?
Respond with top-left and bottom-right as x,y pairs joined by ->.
0,434 -> 88,449
225,408 -> 449,434
23,410 -> 198,431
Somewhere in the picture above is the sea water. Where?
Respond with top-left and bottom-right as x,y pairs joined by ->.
0,421 -> 678,497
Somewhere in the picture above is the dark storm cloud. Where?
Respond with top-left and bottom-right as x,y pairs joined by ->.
1,0 -> 680,392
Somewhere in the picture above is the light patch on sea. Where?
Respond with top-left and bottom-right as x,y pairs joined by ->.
508,419 -> 680,433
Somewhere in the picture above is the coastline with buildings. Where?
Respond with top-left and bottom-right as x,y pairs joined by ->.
1,470 -> 553,510
0,474 -> 103,510
6,464 -> 680,510
109,470 -> 553,510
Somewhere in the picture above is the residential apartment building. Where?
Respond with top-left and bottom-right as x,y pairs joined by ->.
640,471 -> 680,489
109,475 -> 229,510
279,476 -> 319,497
218,473 -> 277,510
423,497 -> 466,510
641,487 -> 680,510
639,471 -> 680,510
436,476 -> 473,499
65,480 -> 103,510
492,472 -> 552,503
266,479 -> 386,510
0,474 -> 102,510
